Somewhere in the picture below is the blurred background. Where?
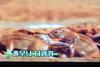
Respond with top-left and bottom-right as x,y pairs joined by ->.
0,0 -> 99,23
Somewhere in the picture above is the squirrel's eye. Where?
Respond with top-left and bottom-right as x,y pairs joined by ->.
54,31 -> 58,33
54,30 -> 60,34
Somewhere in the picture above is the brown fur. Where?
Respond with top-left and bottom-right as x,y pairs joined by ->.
49,27 -> 100,58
